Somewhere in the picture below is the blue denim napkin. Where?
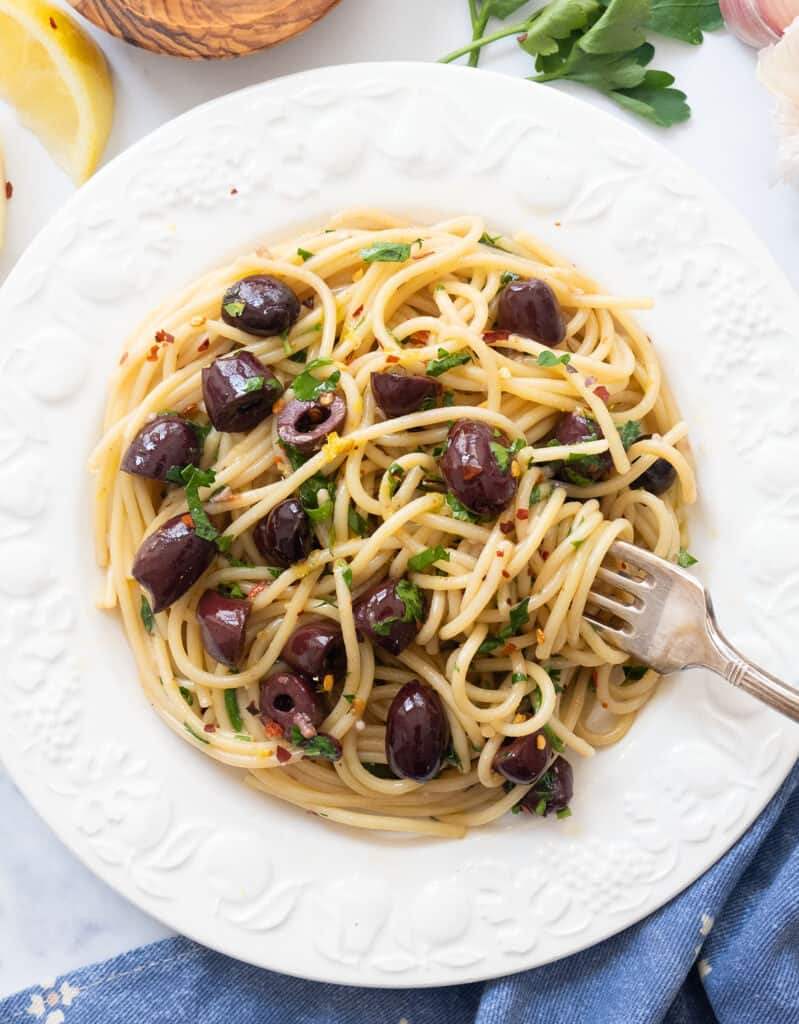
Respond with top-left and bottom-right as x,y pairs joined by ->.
3,761 -> 797,1024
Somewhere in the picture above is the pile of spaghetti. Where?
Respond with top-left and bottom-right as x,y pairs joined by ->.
90,211 -> 696,838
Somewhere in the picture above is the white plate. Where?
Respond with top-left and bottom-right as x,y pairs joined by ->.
1,62 -> 797,988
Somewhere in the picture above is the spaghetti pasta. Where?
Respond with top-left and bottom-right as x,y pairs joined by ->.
90,211 -> 696,838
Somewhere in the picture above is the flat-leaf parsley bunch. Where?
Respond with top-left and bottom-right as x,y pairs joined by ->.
441,0 -> 723,126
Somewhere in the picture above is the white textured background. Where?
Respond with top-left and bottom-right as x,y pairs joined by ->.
0,0 -> 796,997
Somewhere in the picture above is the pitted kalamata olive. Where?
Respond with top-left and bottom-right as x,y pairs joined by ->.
221,274 -> 300,336
496,278 -> 565,347
259,671 -> 325,735
493,731 -> 551,784
385,680 -> 449,782
202,351 -> 283,433
196,590 -> 250,667
121,415 -> 201,481
440,419 -> 517,518
632,434 -> 677,495
253,498 -> 311,567
281,620 -> 346,684
518,756 -> 574,815
554,412 -> 613,486
132,513 -> 216,612
353,577 -> 425,656
276,394 -> 347,455
371,372 -> 442,418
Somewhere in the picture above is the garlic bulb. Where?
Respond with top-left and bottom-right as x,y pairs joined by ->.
758,18 -> 799,184
721,0 -> 799,46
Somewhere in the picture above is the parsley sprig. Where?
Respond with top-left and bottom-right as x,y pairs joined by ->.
292,358 -> 341,402
373,580 -> 426,636
441,0 -> 722,127
478,598 -> 531,654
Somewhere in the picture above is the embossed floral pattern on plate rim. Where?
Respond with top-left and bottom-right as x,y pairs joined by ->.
0,63 -> 797,988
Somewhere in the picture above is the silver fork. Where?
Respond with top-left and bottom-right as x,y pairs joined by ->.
584,540 -> 799,721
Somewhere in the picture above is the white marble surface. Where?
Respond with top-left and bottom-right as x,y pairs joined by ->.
0,0 -> 796,999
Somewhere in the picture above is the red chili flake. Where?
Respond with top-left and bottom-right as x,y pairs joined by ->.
4,181 -> 12,200
155,329 -> 175,344
263,719 -> 283,738
386,354 -> 400,364
541,550 -> 549,560
594,385 -> 610,402
517,32 -> 528,42
499,521 -> 514,535
352,304 -> 364,318
276,745 -> 292,764
204,723 -> 217,733
554,221 -> 561,228
248,582 -> 267,600
230,187 -> 238,196
411,330 -> 430,344
483,330 -> 510,344
49,15 -> 58,28
516,509 -> 529,521
601,701 -> 609,709
502,570 -> 510,579
463,464 -> 482,480
146,344 -> 160,361
118,352 -> 129,366
197,338 -> 210,352
496,549 -> 504,558
412,251 -> 432,261
502,641 -> 517,655
181,514 -> 194,528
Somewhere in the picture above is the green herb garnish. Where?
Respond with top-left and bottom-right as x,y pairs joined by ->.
292,358 -> 341,402
537,350 -> 572,367
166,464 -> 225,548
288,726 -> 341,760
426,347 -> 472,377
348,507 -> 369,537
222,299 -> 245,318
618,420 -> 642,449
373,579 -> 425,635
218,582 -> 246,599
225,689 -> 244,732
338,562 -> 353,590
387,463 -> 406,497
677,548 -> 698,567
500,270 -> 521,285
360,241 -> 412,263
478,598 -> 531,653
179,686 -> 194,706
446,492 -> 480,523
140,595 -> 154,634
479,231 -> 503,248
490,441 -> 511,472
184,722 -> 210,745
408,545 -> 450,572
297,247 -> 314,261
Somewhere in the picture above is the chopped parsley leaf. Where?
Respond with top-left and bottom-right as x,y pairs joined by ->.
289,726 -> 341,760
443,391 -> 455,407
167,464 -> 224,547
537,350 -> 571,367
140,594 -> 154,634
479,232 -> 503,248
408,545 -> 450,572
478,598 -> 530,654
222,299 -> 245,318
500,270 -> 521,286
297,247 -> 314,261
292,358 -> 340,402
387,463 -> 406,497
677,548 -> 698,568
619,420 -> 642,449
225,689 -> 244,732
426,347 -> 472,377
348,506 -> 369,537
360,241 -> 412,263
446,492 -> 479,522
338,562 -> 353,590
490,441 -> 511,472
218,582 -> 246,599
179,686 -> 193,706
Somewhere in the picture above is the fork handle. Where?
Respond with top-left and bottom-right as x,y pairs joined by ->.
704,620 -> 799,722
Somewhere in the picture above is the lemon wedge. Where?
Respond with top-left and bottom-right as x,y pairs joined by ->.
0,0 -> 113,183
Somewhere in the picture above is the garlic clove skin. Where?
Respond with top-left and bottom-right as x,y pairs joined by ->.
758,18 -> 799,185
721,0 -> 799,45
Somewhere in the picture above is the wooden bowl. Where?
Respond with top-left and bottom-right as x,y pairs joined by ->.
68,0 -> 343,59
